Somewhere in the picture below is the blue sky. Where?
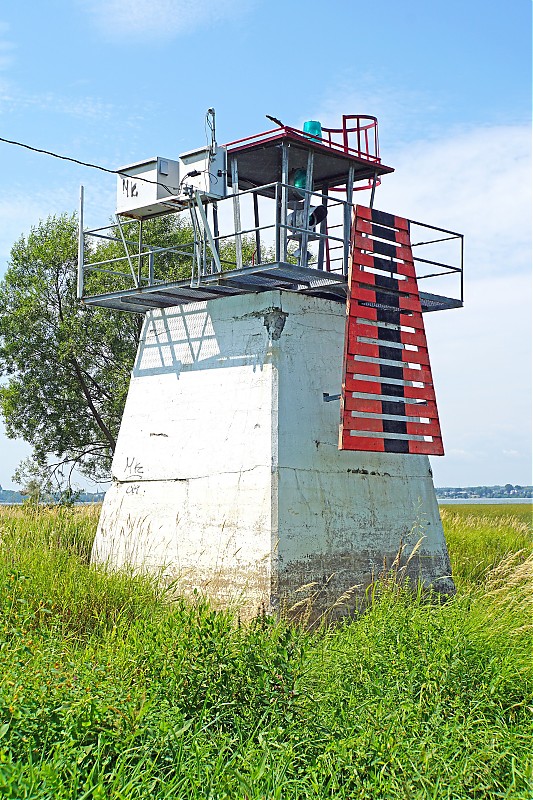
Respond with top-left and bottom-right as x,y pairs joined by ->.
0,0 -> 531,489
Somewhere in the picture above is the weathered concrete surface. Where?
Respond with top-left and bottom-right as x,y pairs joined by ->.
93,290 -> 454,617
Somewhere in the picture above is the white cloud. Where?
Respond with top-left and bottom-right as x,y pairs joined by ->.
0,178 -> 116,273
425,271 -> 532,486
0,21 -> 14,71
316,85 -> 531,278
0,86 -> 122,121
314,77 -> 448,149
314,93 -> 532,484
82,0 -> 254,41
378,124 -> 531,279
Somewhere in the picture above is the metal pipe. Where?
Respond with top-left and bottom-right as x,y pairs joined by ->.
369,172 -> 377,208
77,185 -> 84,300
416,269 -> 461,280
84,246 -> 193,270
137,219 -> 143,286
274,182 -> 280,262
412,256 -> 462,271
299,149 -> 314,269
280,143 -> 289,262
407,219 -> 463,237
317,183 -> 329,271
252,191 -> 261,265
343,165 -> 355,276
231,157 -> 243,271
212,201 -> 220,272
194,191 -> 222,273
188,204 -> 203,287
460,234 -> 464,304
114,214 -> 139,287
411,235 -> 460,247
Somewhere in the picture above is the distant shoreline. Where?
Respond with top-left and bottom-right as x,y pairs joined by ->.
438,497 -> 532,505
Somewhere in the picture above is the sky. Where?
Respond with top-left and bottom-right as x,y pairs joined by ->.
0,0 -> 531,490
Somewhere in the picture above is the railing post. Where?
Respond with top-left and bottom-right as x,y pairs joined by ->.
231,156 -> 243,270
77,185 -> 84,300
280,142 -> 289,262
253,191 -> 262,265
299,149 -> 314,269
275,182 -> 280,263
148,248 -> 154,285
317,183 -> 329,271
137,219 -> 143,286
343,165 -> 355,277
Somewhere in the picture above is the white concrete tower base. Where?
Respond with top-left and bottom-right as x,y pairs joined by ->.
93,291 -> 454,617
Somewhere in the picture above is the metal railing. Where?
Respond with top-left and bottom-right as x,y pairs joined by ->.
77,181 -> 463,307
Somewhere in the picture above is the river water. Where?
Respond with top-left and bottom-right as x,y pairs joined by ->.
438,498 -> 532,505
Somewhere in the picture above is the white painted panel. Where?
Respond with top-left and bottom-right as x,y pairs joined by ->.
94,290 -> 454,617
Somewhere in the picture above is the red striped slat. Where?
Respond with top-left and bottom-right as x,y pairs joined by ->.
345,377 -> 385,395
344,397 -> 383,414
343,394 -> 440,419
355,218 -> 411,246
353,234 -> 414,263
350,326 -> 427,348
346,359 -> 381,377
351,305 -> 425,330
399,295 -> 422,312
354,206 -> 410,230
408,439 -> 444,456
344,416 -> 384,433
351,252 -> 417,277
346,360 -> 434,385
355,273 -> 420,295
350,341 -> 431,365
340,433 -> 386,452
406,419 -> 442,436
339,205 -> 444,456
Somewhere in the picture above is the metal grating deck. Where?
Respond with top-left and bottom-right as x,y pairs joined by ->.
81,261 -> 462,315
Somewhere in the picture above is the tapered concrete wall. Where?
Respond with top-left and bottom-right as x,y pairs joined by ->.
93,290 -> 454,616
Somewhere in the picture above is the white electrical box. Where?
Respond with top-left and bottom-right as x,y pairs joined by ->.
179,145 -> 227,200
116,156 -> 181,219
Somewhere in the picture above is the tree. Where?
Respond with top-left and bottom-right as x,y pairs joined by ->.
0,212 -> 193,486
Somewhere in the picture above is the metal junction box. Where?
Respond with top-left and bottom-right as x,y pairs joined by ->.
116,157 -> 181,219
179,145 -> 227,200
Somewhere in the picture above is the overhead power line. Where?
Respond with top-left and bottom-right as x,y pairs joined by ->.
0,134 -> 180,193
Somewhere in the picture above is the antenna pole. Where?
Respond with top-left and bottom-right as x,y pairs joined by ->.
77,185 -> 84,300
207,108 -> 217,160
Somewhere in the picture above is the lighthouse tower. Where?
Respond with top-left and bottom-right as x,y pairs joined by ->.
79,113 -> 463,617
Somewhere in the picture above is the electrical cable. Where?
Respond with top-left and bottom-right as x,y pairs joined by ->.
0,132 -> 222,201
0,134 -> 181,194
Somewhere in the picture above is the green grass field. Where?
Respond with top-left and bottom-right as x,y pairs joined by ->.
0,503 -> 531,799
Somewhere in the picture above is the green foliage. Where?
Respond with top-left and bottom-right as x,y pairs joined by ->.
84,215 -> 196,293
0,208 -> 296,490
0,504 -> 531,798
0,213 -> 192,485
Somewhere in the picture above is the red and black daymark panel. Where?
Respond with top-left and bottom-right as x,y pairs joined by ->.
339,205 -> 444,455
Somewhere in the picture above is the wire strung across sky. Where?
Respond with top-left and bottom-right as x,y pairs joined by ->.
0,134 -> 182,194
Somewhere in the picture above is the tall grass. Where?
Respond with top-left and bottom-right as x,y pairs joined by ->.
441,505 -> 533,587
0,503 -> 531,799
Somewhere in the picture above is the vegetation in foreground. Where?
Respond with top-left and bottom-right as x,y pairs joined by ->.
0,504 -> 531,799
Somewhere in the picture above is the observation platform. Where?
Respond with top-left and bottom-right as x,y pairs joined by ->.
78,119 -> 463,316
81,261 -> 463,315
225,126 -> 394,195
